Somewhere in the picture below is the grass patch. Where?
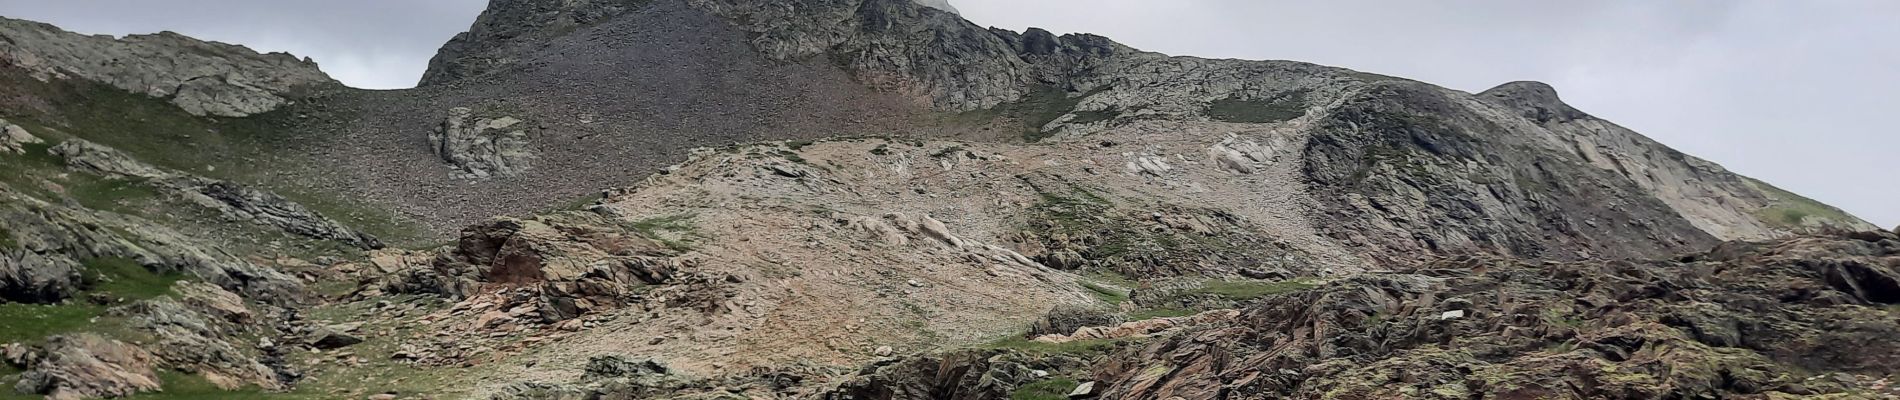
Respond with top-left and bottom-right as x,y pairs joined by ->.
1207,90 -> 1308,123
1079,281 -> 1129,305
0,302 -> 108,344
1192,279 -> 1317,300
0,257 -> 180,344
66,176 -> 163,214
1743,177 -> 1865,229
626,214 -> 700,252
944,85 -> 1109,143
1012,378 -> 1079,400
785,139 -> 815,151
0,225 -> 14,249
83,257 -> 184,301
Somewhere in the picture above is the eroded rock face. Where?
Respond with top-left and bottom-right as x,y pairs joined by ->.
431,107 -> 533,178
393,212 -> 694,322
0,17 -> 332,117
50,139 -> 383,249
1088,232 -> 1900,399
10,334 -> 162,400
115,288 -> 286,391
0,185 -> 305,305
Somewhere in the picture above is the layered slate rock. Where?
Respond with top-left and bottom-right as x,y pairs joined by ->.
50,139 -> 382,249
0,17 -> 332,117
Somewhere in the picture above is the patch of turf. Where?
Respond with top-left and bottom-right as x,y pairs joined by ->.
1743,177 -> 1865,229
1193,279 -> 1318,300
0,257 -> 183,344
1079,281 -> 1129,305
83,257 -> 184,301
1207,90 -> 1308,123
0,302 -> 108,344
1012,378 -> 1080,400
66,176 -> 163,214
626,214 -> 700,252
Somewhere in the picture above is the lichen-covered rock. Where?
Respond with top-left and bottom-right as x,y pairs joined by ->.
115,290 -> 285,391
825,350 -> 1083,400
50,139 -> 383,249
488,355 -> 697,400
0,119 -> 43,154
0,185 -> 305,305
431,107 -> 533,178
1087,233 -> 1900,399
11,334 -> 162,400
393,212 -> 694,321
0,17 -> 332,117
0,247 -> 84,303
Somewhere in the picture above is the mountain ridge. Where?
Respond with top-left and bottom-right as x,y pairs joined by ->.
0,1 -> 1893,399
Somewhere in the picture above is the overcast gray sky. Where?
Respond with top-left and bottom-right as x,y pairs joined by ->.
0,0 -> 1892,227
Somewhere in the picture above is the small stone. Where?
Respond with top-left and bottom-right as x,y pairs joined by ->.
873,346 -> 894,357
906,279 -> 924,288
368,393 -> 397,400
1069,381 -> 1098,398
1440,310 -> 1466,320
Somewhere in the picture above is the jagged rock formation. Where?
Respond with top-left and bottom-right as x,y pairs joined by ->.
0,185 -> 304,305
1085,232 -> 1900,399
432,107 -> 534,178
9,334 -> 162,400
50,139 -> 383,249
0,17 -> 332,117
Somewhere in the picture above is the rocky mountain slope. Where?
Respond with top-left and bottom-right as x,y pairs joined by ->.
0,0 -> 1890,399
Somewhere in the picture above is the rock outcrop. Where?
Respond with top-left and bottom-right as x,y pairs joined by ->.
0,118 -> 43,154
0,17 -> 332,117
392,212 -> 693,322
1087,232 -> 1900,399
10,334 -> 162,400
50,139 -> 383,249
432,107 -> 534,178
0,185 -> 304,305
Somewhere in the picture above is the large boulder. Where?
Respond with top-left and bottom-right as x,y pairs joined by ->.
430,107 -> 534,178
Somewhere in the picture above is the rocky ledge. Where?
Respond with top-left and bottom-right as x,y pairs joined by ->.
0,17 -> 333,117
